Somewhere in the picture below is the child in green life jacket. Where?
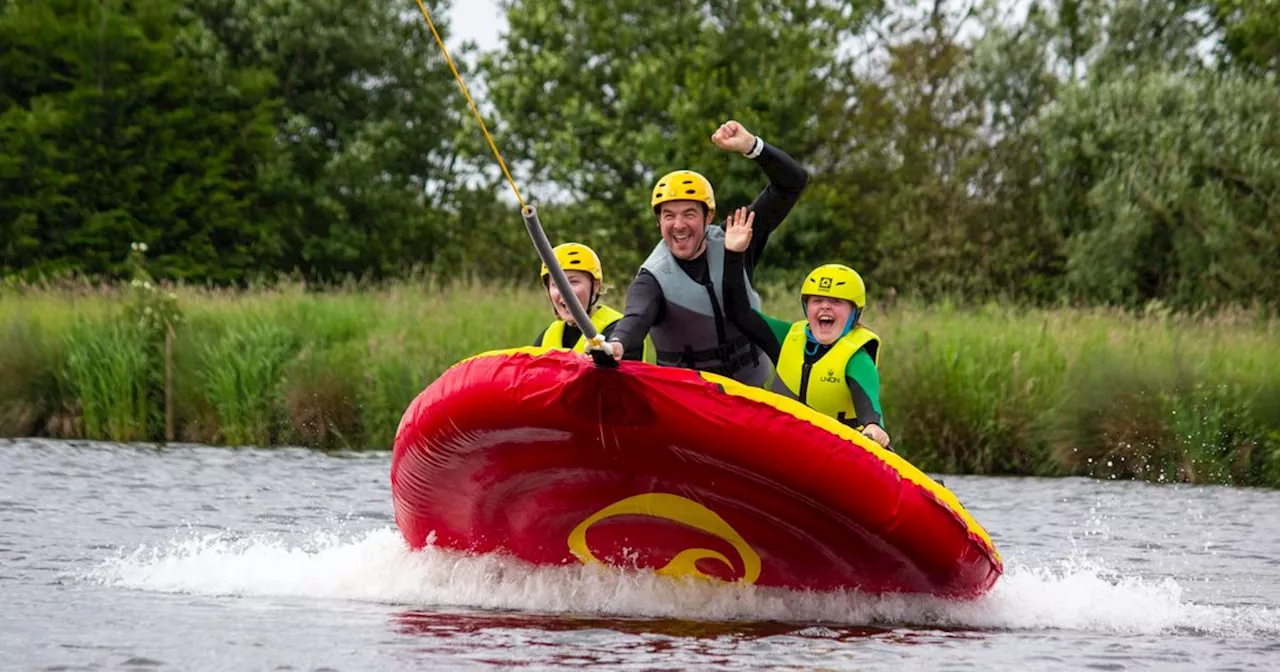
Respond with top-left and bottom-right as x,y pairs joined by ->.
719,208 -> 891,450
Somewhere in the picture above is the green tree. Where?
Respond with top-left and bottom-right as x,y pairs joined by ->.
0,0 -> 281,281
806,0 -> 1064,301
1090,0 -> 1218,76
961,0 -> 1075,301
1213,0 -> 1280,73
1037,68 -> 1280,308
184,0 -> 477,280
841,0 -> 996,297
482,0 -> 880,280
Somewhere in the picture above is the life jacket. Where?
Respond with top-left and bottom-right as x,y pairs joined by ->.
541,304 -> 656,363
638,225 -> 773,387
771,321 -> 881,429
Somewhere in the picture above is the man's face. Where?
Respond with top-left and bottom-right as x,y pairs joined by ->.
658,200 -> 712,260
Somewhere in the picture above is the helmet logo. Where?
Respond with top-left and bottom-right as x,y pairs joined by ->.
818,277 -> 832,290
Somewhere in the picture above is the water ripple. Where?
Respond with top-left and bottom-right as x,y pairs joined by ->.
2,439 -> 1279,671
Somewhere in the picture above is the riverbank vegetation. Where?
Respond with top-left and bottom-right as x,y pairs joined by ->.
4,0 -> 1279,486
3,278 -> 1277,487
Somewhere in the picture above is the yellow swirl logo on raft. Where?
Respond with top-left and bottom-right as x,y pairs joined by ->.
567,493 -> 761,585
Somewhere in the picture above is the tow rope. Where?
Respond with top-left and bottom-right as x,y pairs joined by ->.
412,1 -> 616,366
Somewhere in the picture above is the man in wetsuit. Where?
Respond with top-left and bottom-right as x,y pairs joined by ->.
597,120 -> 808,388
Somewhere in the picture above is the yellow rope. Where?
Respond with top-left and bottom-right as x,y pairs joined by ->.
412,0 -> 528,211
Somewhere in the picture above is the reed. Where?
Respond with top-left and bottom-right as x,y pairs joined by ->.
3,278 -> 1277,487
60,319 -> 155,442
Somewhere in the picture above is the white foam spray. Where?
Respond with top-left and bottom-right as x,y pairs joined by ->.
83,526 -> 1280,638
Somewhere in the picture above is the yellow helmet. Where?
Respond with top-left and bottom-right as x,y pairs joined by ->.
651,170 -> 715,214
801,264 -> 867,309
540,243 -> 603,283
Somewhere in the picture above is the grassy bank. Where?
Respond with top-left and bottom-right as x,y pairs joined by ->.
3,279 -> 1279,486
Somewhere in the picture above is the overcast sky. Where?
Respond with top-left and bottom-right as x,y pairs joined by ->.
446,1 -> 506,51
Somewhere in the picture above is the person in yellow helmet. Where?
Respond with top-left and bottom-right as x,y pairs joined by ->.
532,242 -> 653,362
717,208 -> 892,450
598,120 -> 808,387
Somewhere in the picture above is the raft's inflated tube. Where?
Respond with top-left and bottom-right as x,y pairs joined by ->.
391,348 -> 1003,598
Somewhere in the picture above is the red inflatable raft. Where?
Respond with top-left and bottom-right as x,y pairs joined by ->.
391,347 -> 1002,598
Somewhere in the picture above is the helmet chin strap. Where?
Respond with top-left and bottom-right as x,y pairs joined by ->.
696,214 -> 712,255
680,215 -> 711,259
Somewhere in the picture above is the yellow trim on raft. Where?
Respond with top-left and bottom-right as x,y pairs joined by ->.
447,346 -> 1001,565
697,369 -> 1001,564
455,344 -> 559,366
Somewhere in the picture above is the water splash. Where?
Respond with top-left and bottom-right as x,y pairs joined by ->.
83,527 -> 1280,638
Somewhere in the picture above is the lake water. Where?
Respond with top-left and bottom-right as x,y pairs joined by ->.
3,438 -> 1278,670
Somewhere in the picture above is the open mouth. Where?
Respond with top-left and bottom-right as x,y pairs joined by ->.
672,231 -> 692,245
817,315 -> 836,328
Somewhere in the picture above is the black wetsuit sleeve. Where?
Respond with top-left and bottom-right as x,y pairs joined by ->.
723,249 -> 783,362
742,141 -> 809,278
607,270 -> 664,354
845,352 -> 885,430
532,331 -> 544,347
600,321 -> 644,361
848,379 -> 883,429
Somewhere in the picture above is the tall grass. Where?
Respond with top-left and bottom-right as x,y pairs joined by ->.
195,317 -> 298,446
0,318 -> 65,436
880,304 -> 1069,476
2,278 -> 1278,487
62,320 -> 154,441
